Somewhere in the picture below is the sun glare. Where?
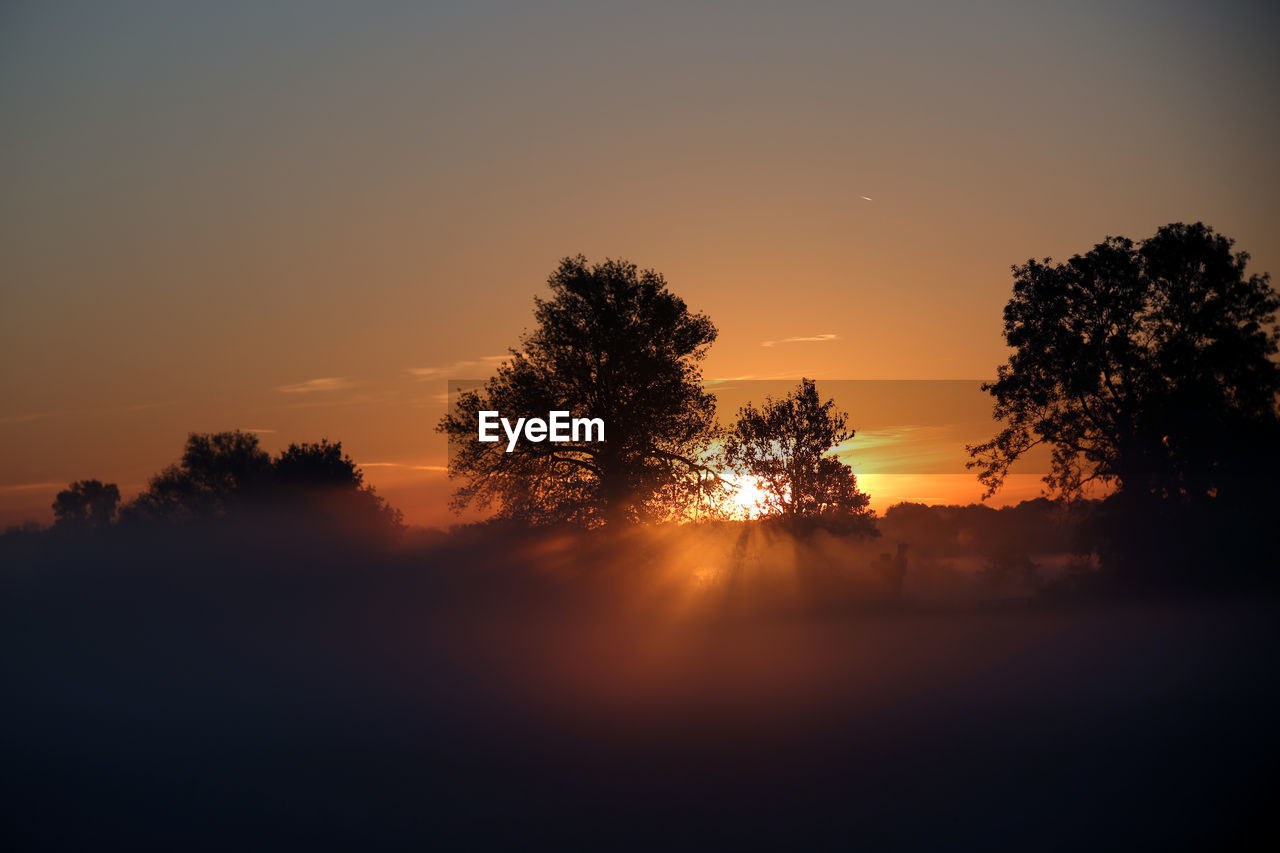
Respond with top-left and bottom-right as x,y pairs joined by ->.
731,476 -> 769,518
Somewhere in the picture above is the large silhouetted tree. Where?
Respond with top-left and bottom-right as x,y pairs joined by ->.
723,379 -> 876,535
438,256 -> 722,525
52,480 -> 120,528
968,223 -> 1280,584
969,222 -> 1279,501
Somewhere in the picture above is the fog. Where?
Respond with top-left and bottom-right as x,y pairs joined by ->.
3,519 -> 1276,848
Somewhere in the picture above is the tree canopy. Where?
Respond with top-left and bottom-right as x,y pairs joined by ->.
122,431 -> 402,534
52,480 -> 120,529
969,222 -> 1280,505
125,431 -> 272,522
438,256 -> 722,525
723,379 -> 876,535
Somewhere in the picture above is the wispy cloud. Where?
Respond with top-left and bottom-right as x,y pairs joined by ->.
832,425 -> 965,472
761,334 -> 839,348
834,425 -> 951,452
0,481 -> 64,493
243,427 -> 277,434
275,377 -> 355,394
0,412 -> 54,425
705,371 -> 808,386
361,462 -> 448,472
407,362 -> 474,378
407,355 -> 508,379
400,390 -> 457,409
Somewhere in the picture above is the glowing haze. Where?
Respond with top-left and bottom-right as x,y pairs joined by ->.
2,1 -> 1277,526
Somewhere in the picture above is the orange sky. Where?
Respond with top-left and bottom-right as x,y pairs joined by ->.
2,1 -> 1277,528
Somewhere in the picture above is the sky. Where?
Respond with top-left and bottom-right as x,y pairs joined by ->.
2,0 -> 1277,527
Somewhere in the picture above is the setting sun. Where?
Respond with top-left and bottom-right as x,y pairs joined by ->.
729,475 -> 771,518
1,2 -> 1276,847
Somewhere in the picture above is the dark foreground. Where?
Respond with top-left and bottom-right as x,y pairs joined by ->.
3,527 -> 1278,850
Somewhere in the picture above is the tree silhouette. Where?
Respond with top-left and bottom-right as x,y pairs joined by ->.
438,256 -> 723,526
723,379 -> 876,535
122,432 -> 402,534
968,223 -> 1280,586
969,222 -> 1280,504
275,440 -> 366,489
272,440 -> 404,534
52,480 -> 120,528
124,431 -> 272,522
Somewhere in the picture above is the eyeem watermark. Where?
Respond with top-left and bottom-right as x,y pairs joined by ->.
478,411 -> 605,452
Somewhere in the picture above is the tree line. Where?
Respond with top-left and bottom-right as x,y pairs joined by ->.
46,433 -> 402,537
15,222 -> 1279,587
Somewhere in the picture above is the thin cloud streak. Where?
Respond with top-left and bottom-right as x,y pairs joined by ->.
0,412 -> 54,425
704,371 -> 807,387
0,481 -> 65,492
832,424 -> 968,474
761,334 -> 839,348
362,462 -> 448,472
406,356 -> 507,379
276,377 -> 355,394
